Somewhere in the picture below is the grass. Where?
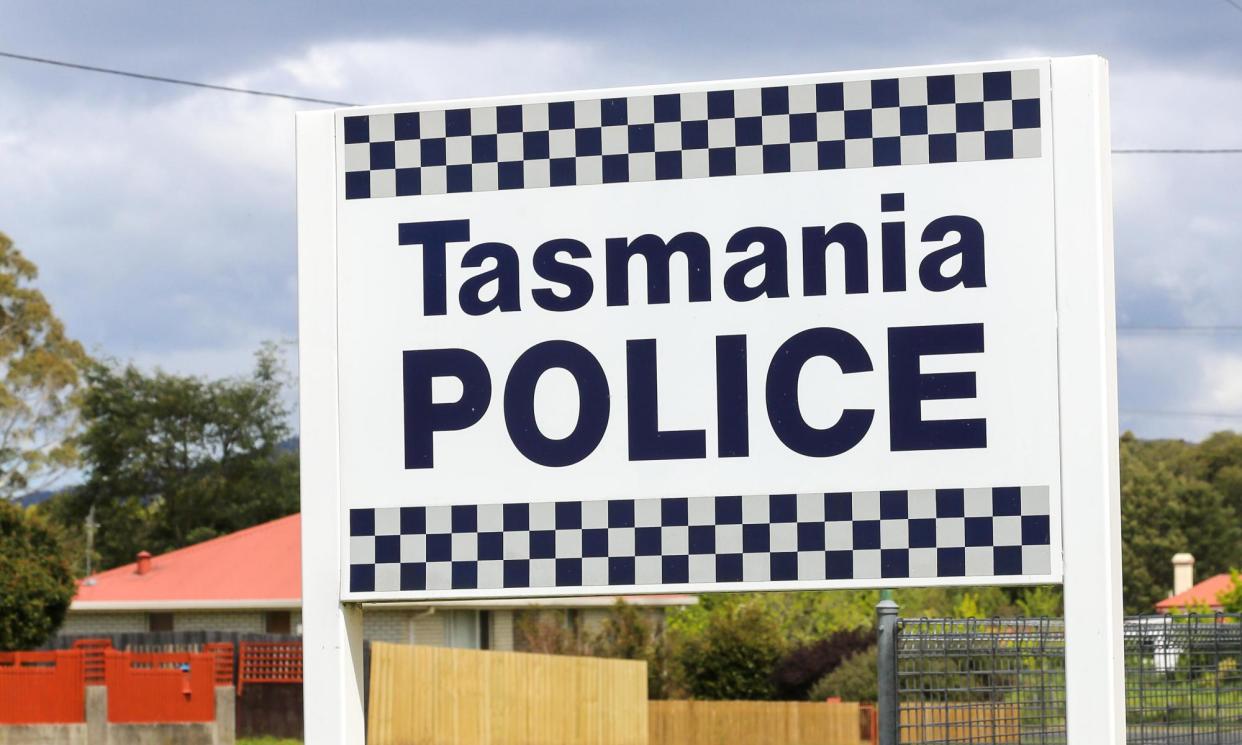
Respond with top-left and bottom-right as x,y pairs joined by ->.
237,739 -> 302,745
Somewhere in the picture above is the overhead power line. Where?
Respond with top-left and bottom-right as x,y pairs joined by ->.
1223,0 -> 1242,16
0,49 -> 357,107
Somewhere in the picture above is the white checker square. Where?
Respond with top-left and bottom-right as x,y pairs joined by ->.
936,517 -> 966,547
880,520 -> 909,549
851,492 -> 881,521
471,107 -> 497,135
715,524 -> 743,554
796,493 -> 825,523
374,507 -> 401,536
707,119 -> 735,147
556,529 -> 583,558
419,110 -> 445,139
521,103 -> 548,132
954,73 -> 984,103
574,100 -> 601,129
629,152 -> 656,181
853,550 -> 882,579
548,129 -> 576,159
964,488 -> 993,517
633,498 -> 662,527
741,494 -> 769,524
843,80 -> 871,110
736,145 -> 764,175
529,502 -> 556,530
445,136 -> 472,165
628,95 -> 655,124
1022,485 -> 1050,515
927,104 -> 956,135
394,140 -> 421,168
374,563 -> 400,592
522,160 -> 549,188
680,91 -> 708,120
787,84 -> 816,114
608,528 -> 636,556
426,562 -> 452,590
761,115 -> 790,144
790,142 -> 818,172
400,534 -> 426,563
688,555 -> 716,583
477,560 -> 504,588
634,556 -> 663,584
1012,69 -> 1041,100
529,559 -> 557,587
908,548 -> 938,578
601,125 -> 628,155
871,107 -> 901,138
350,536 -> 375,564
369,113 -> 395,142
817,111 -> 845,140
798,551 -> 826,580
1022,545 -> 1052,575
580,500 -> 610,529
734,88 -> 762,117
687,496 -> 715,525
907,490 -> 937,519
503,531 -> 530,560
369,170 -> 395,199
654,122 -> 682,151
472,163 -> 498,192
420,166 -> 447,195
344,142 -> 371,171
742,552 -> 770,582
844,139 -> 872,168
826,522 -> 853,551
682,150 -> 709,179
497,132 -> 524,161
576,156 -> 603,186
900,135 -> 930,165
476,505 -> 504,533
993,516 -> 1023,546
662,526 -> 689,555
770,523 -> 798,551
965,547 -> 994,576
1014,128 -> 1041,159
582,557 -> 610,586
899,76 -> 928,106
984,100 -> 1013,131
452,533 -> 477,561
956,131 -> 986,162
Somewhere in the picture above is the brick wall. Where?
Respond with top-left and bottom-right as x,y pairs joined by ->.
174,611 -> 266,633
490,610 -> 515,651
364,609 -> 412,643
59,612 -> 147,635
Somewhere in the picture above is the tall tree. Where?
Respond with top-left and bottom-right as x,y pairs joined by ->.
0,232 -> 90,500
60,344 -> 298,568
0,500 -> 75,649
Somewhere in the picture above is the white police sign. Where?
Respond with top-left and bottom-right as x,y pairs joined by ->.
298,56 -> 1123,743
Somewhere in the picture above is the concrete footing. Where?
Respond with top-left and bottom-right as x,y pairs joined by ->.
0,685 -> 235,745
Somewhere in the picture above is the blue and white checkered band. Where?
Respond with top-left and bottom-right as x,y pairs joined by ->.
347,486 -> 1053,594
340,69 -> 1042,200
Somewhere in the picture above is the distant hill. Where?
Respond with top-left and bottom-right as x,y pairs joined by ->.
18,490 -> 55,508
277,436 -> 299,455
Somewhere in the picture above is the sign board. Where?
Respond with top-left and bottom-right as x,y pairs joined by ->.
297,55 -> 1121,744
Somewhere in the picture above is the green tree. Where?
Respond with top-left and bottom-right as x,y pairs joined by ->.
0,500 -> 75,649
0,232 -> 91,500
808,646 -> 878,702
58,344 -> 298,568
671,599 -> 787,700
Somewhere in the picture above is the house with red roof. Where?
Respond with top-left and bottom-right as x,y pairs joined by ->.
1153,552 -> 1236,613
62,513 -> 695,650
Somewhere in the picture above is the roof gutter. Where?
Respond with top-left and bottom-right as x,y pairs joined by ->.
70,599 -> 302,612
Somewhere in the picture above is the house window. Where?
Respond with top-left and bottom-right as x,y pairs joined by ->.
443,610 -> 482,649
265,611 -> 292,634
148,612 -> 174,632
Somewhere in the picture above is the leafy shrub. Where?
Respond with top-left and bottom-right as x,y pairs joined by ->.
808,646 -> 878,702
770,627 -> 874,699
674,601 -> 787,700
0,501 -> 75,650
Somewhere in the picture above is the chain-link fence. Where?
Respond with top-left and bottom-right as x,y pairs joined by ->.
889,613 -> 1242,745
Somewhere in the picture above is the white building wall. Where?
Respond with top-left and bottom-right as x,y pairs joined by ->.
364,609 -> 412,643
59,612 -> 147,635
173,611 -> 266,633
490,610 -> 515,651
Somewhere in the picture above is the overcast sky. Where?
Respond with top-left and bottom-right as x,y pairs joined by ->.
1,0 -> 1240,440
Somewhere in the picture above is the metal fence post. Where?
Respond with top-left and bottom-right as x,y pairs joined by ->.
877,598 -> 899,745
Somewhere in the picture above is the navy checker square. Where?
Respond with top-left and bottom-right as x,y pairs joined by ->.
340,68 -> 1042,200
347,486 -> 1053,594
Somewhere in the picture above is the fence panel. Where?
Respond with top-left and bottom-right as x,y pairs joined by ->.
648,700 -> 861,745
0,650 -> 85,724
105,650 -> 215,723
368,643 -> 647,745
239,640 -> 303,695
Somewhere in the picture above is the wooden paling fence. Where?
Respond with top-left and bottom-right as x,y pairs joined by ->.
368,642 -> 648,745
648,700 -> 862,745
899,703 -> 1022,744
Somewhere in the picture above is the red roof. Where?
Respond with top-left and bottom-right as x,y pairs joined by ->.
73,514 -> 301,610
1155,573 -> 1234,612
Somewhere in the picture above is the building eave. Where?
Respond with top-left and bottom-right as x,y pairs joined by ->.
69,599 -> 301,612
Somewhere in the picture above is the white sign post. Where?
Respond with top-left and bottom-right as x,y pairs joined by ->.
297,55 -> 1121,743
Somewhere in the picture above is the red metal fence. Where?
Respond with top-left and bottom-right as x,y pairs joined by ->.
73,637 -> 112,684
105,650 -> 216,723
0,650 -> 86,724
238,641 -> 303,695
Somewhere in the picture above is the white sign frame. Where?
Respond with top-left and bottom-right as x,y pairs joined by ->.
298,55 -> 1122,743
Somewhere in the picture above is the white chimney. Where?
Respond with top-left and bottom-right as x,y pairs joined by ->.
1172,553 -> 1195,596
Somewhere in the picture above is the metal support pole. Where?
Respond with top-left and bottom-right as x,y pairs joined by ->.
877,598 -> 899,745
